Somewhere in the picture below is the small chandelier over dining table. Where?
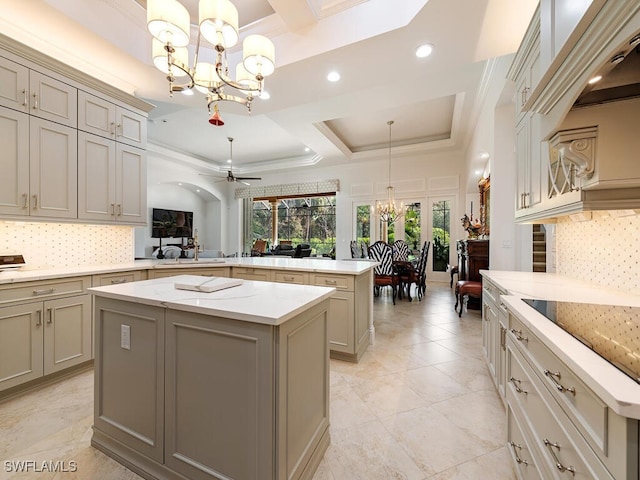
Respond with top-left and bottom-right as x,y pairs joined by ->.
147,0 -> 276,125
375,120 -> 407,224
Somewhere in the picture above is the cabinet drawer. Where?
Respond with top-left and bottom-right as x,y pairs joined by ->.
507,342 -> 614,480
483,279 -> 499,305
507,404 -> 544,480
508,314 -> 608,457
232,267 -> 273,282
0,277 -> 90,306
273,271 -> 309,285
149,267 -> 231,279
311,274 -> 353,291
93,271 -> 144,286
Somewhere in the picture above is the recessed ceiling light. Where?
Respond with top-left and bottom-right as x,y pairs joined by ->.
259,90 -> 270,100
227,159 -> 232,164
181,89 -> 194,96
479,152 -> 490,160
178,182 -> 183,186
304,147 -> 310,152
196,189 -> 200,193
474,170 -> 483,175
588,75 -> 602,85
415,44 -> 433,58
327,71 -> 340,82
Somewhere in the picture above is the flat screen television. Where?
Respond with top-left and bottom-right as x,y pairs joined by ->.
151,208 -> 193,238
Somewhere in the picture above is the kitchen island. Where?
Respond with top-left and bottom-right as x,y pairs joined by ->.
90,275 -> 335,480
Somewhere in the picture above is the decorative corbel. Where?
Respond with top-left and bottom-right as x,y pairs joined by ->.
549,127 -> 597,179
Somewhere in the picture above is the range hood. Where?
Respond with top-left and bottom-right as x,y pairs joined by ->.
574,34 -> 640,107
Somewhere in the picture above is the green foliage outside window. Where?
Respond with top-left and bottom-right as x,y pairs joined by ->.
250,196 -> 336,256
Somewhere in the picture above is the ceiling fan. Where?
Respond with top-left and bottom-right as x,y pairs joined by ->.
200,137 -> 262,186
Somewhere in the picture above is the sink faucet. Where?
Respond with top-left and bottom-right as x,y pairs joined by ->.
194,229 -> 199,262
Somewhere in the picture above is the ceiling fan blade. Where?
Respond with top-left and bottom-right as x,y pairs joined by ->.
235,176 -> 262,181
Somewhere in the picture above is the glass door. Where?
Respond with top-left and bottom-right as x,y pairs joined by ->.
427,196 -> 455,282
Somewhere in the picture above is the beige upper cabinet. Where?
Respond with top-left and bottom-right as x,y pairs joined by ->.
78,131 -> 146,224
0,56 -> 29,113
78,91 -> 147,148
29,70 -> 77,127
29,117 -> 78,219
0,108 -> 77,219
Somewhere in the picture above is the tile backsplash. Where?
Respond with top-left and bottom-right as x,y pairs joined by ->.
0,222 -> 134,268
556,211 -> 640,294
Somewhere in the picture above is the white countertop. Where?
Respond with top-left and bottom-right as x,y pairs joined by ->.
0,257 -> 376,285
482,270 -> 640,419
89,275 -> 336,326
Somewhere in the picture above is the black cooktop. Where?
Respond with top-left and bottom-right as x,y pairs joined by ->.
522,298 -> 640,384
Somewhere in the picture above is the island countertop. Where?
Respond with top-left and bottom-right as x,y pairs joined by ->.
89,274 -> 336,325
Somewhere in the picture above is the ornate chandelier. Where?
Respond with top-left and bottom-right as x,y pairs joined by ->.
147,0 -> 276,124
375,120 -> 406,224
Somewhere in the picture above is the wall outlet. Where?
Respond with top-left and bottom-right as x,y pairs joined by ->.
121,324 -> 131,350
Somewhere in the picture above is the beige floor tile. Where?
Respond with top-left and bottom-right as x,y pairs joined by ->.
323,420 -> 425,479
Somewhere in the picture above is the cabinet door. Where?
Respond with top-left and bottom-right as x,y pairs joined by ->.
43,295 -> 92,375
29,70 -> 77,127
78,132 -> 116,221
515,115 -> 543,214
116,107 -> 147,148
29,117 -> 78,219
0,57 -> 29,113
0,107 -> 30,216
78,91 -> 116,139
0,302 -> 44,391
327,291 -> 355,355
116,144 -> 146,224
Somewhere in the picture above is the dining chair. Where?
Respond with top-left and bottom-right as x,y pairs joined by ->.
368,241 -> 398,304
361,242 -> 369,258
397,241 -> 430,301
350,240 -> 362,258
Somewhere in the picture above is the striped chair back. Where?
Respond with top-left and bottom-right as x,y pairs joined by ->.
417,241 -> 430,277
350,240 -> 361,258
368,241 -> 394,275
392,240 -> 410,262
361,242 -> 369,258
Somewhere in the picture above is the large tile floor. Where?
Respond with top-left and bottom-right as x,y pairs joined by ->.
0,282 -> 515,480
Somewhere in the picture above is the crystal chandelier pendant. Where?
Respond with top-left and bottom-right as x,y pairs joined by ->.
375,120 -> 406,225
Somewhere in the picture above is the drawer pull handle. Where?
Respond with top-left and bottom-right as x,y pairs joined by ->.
110,279 -> 127,284
32,93 -> 38,110
284,276 -> 294,281
543,439 -> 576,475
33,288 -> 56,296
22,89 -> 28,107
510,328 -> 528,343
509,377 -> 528,395
36,310 -> 42,326
544,370 -> 576,395
46,307 -> 53,324
325,280 -> 337,285
509,442 -> 529,466
23,193 -> 29,209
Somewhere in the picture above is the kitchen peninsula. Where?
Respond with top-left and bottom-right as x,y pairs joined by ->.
90,275 -> 335,480
0,257 -> 376,397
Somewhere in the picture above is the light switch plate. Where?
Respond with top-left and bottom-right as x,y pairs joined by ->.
121,324 -> 131,350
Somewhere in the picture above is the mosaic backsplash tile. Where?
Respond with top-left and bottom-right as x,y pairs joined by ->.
555,301 -> 640,382
556,211 -> 640,294
0,222 -> 134,268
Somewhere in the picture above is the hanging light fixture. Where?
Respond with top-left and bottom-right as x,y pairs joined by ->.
147,0 -> 276,123
375,120 -> 407,224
